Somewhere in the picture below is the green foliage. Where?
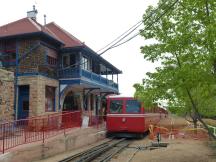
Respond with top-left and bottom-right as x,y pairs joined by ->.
134,0 -> 216,117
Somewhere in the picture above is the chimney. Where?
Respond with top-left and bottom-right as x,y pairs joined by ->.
44,14 -> 47,25
27,5 -> 38,20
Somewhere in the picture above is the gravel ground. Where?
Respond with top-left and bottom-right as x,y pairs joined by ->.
111,138 -> 216,162
35,116 -> 216,162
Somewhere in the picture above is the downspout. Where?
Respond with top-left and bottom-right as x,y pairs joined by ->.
14,40 -> 19,120
58,81 -> 61,111
58,51 -> 61,112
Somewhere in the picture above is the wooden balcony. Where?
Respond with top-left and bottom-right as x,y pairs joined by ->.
58,67 -> 118,90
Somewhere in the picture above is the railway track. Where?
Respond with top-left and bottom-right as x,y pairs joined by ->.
59,138 -> 130,162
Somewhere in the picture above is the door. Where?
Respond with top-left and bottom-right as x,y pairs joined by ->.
18,85 -> 29,119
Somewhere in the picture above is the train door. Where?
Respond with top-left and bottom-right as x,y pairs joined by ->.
125,99 -> 145,132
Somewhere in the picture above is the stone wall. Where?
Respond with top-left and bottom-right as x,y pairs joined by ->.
18,75 -> 59,117
18,39 -> 58,78
0,69 -> 14,122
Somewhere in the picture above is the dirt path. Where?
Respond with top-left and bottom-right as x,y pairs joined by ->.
111,138 -> 216,162
34,116 -> 216,162
111,116 -> 216,162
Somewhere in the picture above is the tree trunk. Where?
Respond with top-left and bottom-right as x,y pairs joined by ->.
186,88 -> 216,140
174,52 -> 216,140
193,119 -> 197,129
193,118 -> 198,135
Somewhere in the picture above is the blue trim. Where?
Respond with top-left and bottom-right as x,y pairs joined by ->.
59,79 -> 80,85
14,40 -> 19,120
81,79 -> 118,92
58,67 -> 118,90
54,87 -> 56,112
58,81 -> 61,110
59,78 -> 118,92
17,72 -> 47,77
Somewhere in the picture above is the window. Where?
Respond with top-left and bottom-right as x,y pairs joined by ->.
63,55 -> 70,68
110,100 -> 123,113
70,54 -> 76,66
81,56 -> 90,70
45,86 -> 56,112
47,56 -> 57,65
62,54 -> 77,68
126,100 -> 141,113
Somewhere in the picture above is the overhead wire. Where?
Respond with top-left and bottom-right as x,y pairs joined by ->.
100,0 -> 179,54
96,20 -> 143,53
59,0 -> 179,71
97,0 -> 173,55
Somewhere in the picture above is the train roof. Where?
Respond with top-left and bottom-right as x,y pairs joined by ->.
107,95 -> 134,99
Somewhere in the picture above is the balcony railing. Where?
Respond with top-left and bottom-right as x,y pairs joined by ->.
58,67 -> 80,78
58,67 -> 118,90
1,60 -> 16,67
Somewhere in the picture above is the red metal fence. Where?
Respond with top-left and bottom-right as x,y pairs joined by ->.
0,111 -> 82,154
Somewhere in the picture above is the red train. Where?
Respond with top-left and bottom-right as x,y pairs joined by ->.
106,96 -> 167,138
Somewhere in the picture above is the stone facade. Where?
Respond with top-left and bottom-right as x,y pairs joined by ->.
0,69 -> 14,122
18,75 -> 59,117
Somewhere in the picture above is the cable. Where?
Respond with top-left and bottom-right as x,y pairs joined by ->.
59,0 -> 179,71
100,0 -> 179,53
96,20 -> 142,53
98,0 -> 173,55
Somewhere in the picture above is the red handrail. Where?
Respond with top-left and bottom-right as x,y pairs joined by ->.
0,111 -> 82,153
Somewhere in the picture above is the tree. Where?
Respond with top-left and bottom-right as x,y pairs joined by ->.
134,0 -> 216,139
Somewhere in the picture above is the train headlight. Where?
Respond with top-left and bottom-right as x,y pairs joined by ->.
122,118 -> 126,123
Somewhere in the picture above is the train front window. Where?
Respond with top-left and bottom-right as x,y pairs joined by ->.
126,100 -> 141,113
110,100 -> 123,113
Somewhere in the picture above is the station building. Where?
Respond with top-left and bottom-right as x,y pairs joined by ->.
0,7 -> 121,121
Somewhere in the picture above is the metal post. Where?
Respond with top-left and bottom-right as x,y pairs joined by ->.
24,120 -> 27,143
58,85 -> 61,112
112,72 -> 113,81
42,118 -> 45,143
63,113 -> 66,136
14,40 -> 19,120
106,68 -> 108,79
2,124 -> 5,154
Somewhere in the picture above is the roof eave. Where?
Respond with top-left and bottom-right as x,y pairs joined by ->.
0,31 -> 64,46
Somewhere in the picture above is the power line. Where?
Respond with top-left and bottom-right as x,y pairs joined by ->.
99,0 -> 179,54
97,0 -> 172,55
59,0 -> 179,71
96,20 -> 142,53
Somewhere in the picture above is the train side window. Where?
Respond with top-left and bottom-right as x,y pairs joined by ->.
126,100 -> 141,113
110,100 -> 123,113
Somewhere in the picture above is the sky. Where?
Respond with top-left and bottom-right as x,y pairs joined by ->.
0,0 -> 159,96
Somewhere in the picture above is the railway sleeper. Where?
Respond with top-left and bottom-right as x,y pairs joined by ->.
76,139 -> 126,162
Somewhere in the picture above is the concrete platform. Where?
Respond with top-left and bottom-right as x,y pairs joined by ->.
0,127 -> 106,162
